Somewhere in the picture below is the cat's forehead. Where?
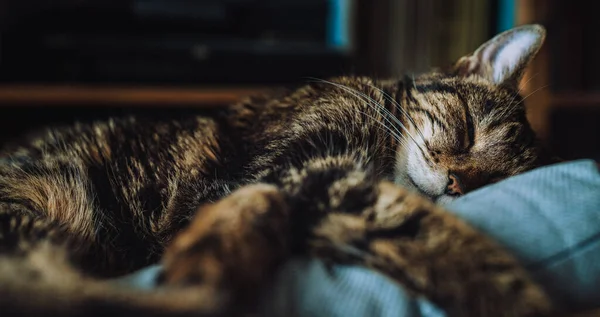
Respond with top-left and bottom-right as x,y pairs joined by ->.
414,75 -> 503,98
412,75 -> 521,116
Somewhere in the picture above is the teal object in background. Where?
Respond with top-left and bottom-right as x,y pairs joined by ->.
327,0 -> 351,51
497,0 -> 516,32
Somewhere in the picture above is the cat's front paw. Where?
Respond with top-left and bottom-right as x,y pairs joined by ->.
311,181 -> 552,317
160,184 -> 290,296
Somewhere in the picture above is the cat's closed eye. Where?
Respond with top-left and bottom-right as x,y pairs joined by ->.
465,113 -> 475,150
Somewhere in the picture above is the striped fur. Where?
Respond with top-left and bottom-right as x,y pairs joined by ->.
0,25 -> 560,316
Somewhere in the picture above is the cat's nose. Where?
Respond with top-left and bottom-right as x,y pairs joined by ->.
446,173 -> 464,196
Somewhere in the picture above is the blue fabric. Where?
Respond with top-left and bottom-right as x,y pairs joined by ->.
257,258 -> 445,317
448,159 -> 600,311
113,159 -> 600,316
112,264 -> 162,291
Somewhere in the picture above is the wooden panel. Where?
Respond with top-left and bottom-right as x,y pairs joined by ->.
552,93 -> 600,107
517,0 -> 553,141
0,85 -> 267,107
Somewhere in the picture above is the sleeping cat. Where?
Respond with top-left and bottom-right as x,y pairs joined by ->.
0,25 -> 557,316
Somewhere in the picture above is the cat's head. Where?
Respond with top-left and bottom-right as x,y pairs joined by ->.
393,24 -> 548,204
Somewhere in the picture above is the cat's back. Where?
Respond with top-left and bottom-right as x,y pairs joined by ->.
0,112 -> 232,273
1,114 -> 225,175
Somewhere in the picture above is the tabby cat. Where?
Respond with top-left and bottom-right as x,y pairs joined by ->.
0,25 -> 557,316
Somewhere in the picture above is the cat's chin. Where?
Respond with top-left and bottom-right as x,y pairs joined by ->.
393,169 -> 445,203
393,176 -> 441,203
393,182 -> 456,206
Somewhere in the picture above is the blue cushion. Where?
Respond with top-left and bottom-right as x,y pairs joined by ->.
113,159 -> 600,316
258,258 -> 445,317
448,159 -> 600,310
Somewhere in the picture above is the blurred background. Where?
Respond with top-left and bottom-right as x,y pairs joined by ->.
0,0 -> 597,161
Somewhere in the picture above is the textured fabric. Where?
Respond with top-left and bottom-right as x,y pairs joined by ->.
448,159 -> 600,311
112,264 -> 162,291
257,258 -> 445,317
113,159 -> 600,316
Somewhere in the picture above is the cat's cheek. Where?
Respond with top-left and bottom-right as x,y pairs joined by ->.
393,143 -> 422,195
393,151 -> 411,188
405,149 -> 447,198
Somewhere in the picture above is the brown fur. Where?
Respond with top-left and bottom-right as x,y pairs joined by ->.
0,25 -> 570,316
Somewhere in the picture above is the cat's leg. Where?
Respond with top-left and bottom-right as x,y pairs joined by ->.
279,156 -> 551,316
160,183 -> 291,313
161,155 -> 552,317
0,212 -> 237,317
310,180 -> 552,317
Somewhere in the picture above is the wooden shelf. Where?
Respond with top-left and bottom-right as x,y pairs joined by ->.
0,85 -> 268,107
551,93 -> 600,107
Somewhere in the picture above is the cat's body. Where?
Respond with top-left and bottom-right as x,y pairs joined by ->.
0,25 -> 561,316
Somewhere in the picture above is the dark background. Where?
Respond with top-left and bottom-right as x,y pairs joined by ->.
0,0 -> 597,161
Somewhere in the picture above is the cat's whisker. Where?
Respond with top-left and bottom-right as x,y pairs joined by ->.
307,79 -> 406,139
502,84 -> 520,110
520,84 -> 549,103
308,78 -> 427,155
518,72 -> 540,94
344,85 -> 427,154
505,81 -> 547,111
355,110 -> 404,145
505,73 -> 540,110
299,82 -> 405,150
365,83 -> 427,143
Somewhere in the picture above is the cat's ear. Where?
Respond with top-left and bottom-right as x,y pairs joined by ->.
451,24 -> 546,87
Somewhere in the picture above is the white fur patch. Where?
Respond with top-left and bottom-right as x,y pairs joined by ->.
394,139 -> 446,199
491,32 -> 537,84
